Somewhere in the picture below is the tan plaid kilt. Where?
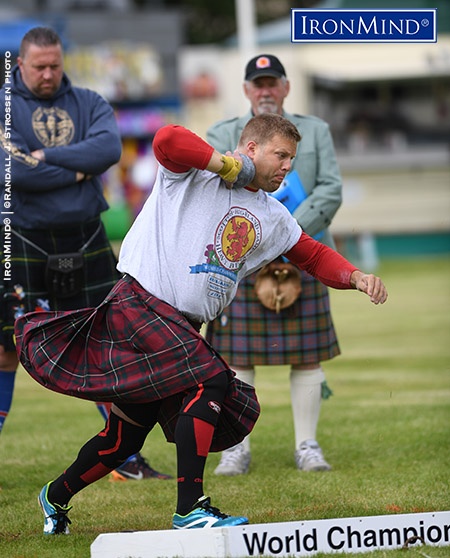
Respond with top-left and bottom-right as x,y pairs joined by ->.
14,275 -> 260,452
205,268 -> 340,366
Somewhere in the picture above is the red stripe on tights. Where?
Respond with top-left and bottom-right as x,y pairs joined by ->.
99,417 -> 123,455
183,384 -> 204,414
193,417 -> 214,457
81,462 -> 112,484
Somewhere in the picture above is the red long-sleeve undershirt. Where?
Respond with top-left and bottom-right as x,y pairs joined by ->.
153,125 -> 214,172
285,233 -> 359,290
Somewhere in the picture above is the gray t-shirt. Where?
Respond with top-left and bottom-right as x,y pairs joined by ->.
118,164 -> 301,323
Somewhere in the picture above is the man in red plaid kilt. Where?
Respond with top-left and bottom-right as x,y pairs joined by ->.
15,114 -> 387,532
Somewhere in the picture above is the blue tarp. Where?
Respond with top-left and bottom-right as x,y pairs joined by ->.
0,18 -> 47,54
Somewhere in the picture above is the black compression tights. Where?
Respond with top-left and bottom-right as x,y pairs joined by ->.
174,371 -> 229,515
48,371 -> 229,514
48,410 -> 153,507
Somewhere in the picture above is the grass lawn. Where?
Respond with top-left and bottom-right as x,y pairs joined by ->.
0,256 -> 449,558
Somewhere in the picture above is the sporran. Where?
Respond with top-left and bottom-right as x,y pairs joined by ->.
45,252 -> 84,298
11,222 -> 102,300
254,260 -> 302,313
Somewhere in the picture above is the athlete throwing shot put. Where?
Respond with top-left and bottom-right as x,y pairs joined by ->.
15,113 -> 387,533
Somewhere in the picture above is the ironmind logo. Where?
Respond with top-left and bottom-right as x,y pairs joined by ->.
291,9 -> 437,43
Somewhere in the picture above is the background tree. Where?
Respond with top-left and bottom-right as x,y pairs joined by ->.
133,0 -> 321,44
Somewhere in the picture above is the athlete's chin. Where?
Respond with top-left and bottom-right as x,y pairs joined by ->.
267,181 -> 284,193
274,176 -> 286,188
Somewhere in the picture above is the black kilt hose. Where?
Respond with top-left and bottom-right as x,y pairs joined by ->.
0,218 -> 120,351
14,275 -> 260,452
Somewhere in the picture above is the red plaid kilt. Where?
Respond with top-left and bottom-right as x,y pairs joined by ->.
15,275 -> 260,451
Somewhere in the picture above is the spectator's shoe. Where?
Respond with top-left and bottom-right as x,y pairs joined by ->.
38,482 -> 72,535
110,453 -> 173,481
214,443 -> 251,476
172,496 -> 249,529
295,439 -> 332,472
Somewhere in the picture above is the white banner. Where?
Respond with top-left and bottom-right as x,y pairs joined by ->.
91,511 -> 450,558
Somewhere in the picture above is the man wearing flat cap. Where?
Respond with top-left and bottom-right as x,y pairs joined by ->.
206,54 -> 344,476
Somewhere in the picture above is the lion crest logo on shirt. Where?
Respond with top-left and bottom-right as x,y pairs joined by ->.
216,208 -> 260,270
190,207 -> 261,282
32,107 -> 75,147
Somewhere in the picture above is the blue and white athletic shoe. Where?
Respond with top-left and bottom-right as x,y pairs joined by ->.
38,482 -> 72,535
172,495 -> 248,529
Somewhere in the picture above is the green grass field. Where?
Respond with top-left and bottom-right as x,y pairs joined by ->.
1,256 -> 449,558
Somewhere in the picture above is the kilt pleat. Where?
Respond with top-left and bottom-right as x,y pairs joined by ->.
15,275 -> 260,452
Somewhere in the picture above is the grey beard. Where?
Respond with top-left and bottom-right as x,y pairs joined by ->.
256,102 -> 278,115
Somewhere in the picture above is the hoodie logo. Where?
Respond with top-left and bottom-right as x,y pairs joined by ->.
32,107 -> 74,147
